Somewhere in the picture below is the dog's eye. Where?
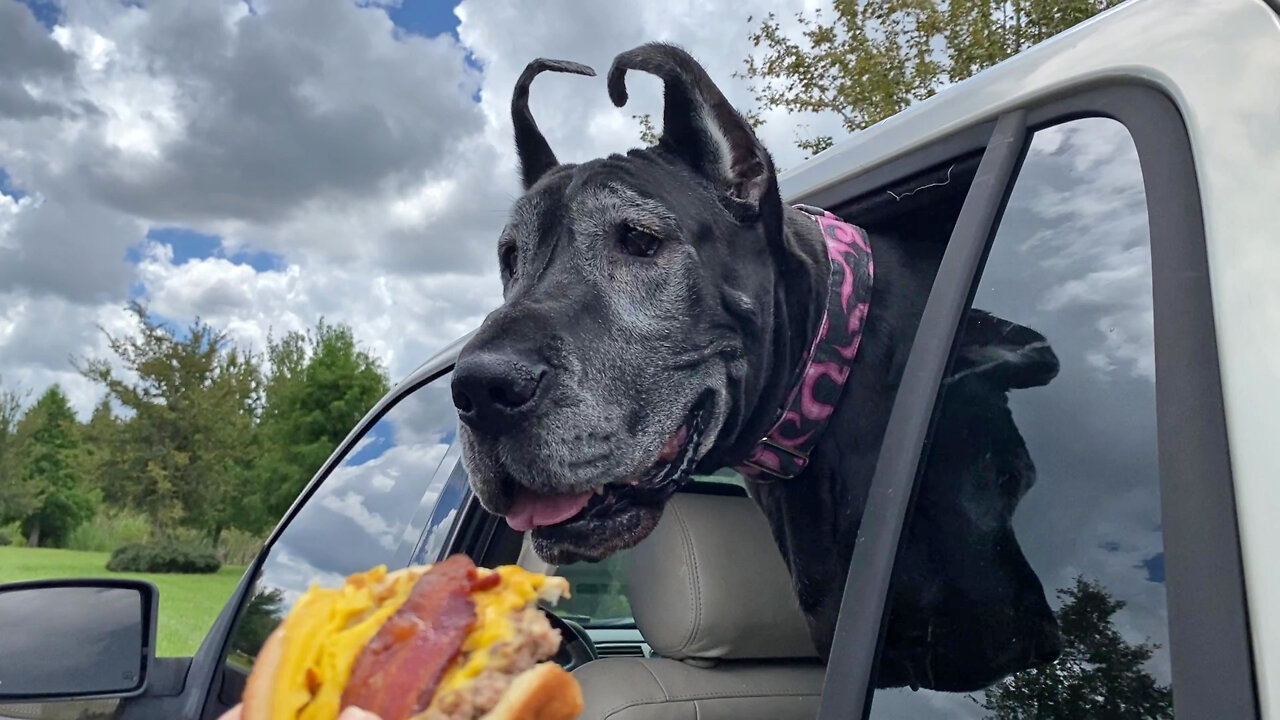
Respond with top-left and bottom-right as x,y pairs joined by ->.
499,244 -> 519,278
619,224 -> 661,258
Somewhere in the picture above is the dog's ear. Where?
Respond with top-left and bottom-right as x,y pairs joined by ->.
607,42 -> 775,213
512,59 -> 596,190
948,310 -> 1060,391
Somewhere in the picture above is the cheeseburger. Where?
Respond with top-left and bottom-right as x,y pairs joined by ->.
241,554 -> 584,720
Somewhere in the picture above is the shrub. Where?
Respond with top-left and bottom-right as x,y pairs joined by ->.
106,542 -> 222,574
217,529 -> 265,567
0,522 -> 24,547
67,509 -> 151,553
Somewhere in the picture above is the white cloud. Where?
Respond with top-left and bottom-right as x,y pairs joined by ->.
0,0 -> 844,419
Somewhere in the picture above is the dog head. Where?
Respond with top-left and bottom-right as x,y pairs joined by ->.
877,310 -> 1063,691
452,45 -> 788,564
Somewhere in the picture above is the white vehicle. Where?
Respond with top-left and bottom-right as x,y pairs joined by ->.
2,0 -> 1276,717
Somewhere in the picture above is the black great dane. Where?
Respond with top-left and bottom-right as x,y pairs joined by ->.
451,43 -> 1063,693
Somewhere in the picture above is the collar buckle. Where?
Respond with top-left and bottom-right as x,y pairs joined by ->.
740,437 -> 811,480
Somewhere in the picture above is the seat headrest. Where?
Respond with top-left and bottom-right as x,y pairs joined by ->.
626,491 -> 818,661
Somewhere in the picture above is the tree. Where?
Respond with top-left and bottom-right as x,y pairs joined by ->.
76,302 -> 262,543
633,0 -> 1124,155
252,319 -> 389,528
978,576 -> 1173,719
11,385 -> 99,547
0,377 -> 33,532
78,398 -> 124,503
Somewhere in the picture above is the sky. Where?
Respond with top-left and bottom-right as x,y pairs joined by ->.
0,0 -> 841,419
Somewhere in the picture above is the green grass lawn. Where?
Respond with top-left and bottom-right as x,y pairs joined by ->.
0,546 -> 247,657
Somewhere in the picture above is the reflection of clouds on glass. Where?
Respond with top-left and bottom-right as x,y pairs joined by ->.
1007,119 -> 1155,382
319,490 -> 401,552
235,374 -> 461,633
872,119 -> 1167,717
389,380 -> 460,447
420,508 -> 458,564
257,544 -> 349,609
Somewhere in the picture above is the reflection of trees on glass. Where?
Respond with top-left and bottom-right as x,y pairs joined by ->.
978,576 -> 1173,720
227,586 -> 287,666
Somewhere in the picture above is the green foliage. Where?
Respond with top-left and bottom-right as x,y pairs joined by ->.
978,576 -> 1173,719
106,541 -> 222,574
0,521 -> 22,547
252,319 -> 389,527
76,302 -> 263,543
10,386 -> 100,547
634,113 -> 661,146
67,508 -> 153,553
701,0 -> 1125,156
78,398 -> 126,504
0,306 -> 385,564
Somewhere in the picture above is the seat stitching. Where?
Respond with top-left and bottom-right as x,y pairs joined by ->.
670,500 -> 700,655
640,661 -> 671,698
597,660 -> 670,719
599,689 -> 822,718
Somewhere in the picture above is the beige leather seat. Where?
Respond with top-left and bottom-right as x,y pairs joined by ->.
572,491 -> 826,719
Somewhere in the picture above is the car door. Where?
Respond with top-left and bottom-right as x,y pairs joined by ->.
793,86 -> 1256,720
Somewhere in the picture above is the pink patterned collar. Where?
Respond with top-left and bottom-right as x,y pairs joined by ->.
734,205 -> 875,481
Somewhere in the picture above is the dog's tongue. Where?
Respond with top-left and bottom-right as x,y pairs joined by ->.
505,488 -> 592,532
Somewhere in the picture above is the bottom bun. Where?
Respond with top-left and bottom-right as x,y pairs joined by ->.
477,663 -> 584,720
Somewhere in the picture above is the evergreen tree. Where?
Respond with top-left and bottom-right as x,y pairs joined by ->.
13,385 -> 99,547
979,576 -> 1174,719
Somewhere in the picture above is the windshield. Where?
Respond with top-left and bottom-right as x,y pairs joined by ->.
552,549 -> 635,629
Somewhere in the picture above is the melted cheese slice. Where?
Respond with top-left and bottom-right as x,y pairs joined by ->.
269,564 -> 566,720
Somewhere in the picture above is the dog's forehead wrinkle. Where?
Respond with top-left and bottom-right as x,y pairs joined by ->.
570,183 -> 681,241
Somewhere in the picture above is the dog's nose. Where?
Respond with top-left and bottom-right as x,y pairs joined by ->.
451,350 -> 549,434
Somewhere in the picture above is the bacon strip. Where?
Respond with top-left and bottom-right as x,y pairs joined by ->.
340,555 -> 478,720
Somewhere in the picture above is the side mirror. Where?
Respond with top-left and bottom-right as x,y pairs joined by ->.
0,578 -> 158,701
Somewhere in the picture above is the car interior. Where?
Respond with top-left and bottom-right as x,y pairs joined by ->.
465,478 -> 824,719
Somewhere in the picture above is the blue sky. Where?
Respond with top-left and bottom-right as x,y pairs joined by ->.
385,1 -> 462,40
0,167 -> 26,200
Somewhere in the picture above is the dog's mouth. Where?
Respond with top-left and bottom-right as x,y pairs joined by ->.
503,390 -> 714,556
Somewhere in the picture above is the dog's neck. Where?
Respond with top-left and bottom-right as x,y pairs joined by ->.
724,204 -> 875,480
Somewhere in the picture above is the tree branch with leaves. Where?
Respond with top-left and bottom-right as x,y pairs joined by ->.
628,0 -> 1126,155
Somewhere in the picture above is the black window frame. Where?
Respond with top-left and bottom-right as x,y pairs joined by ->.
806,82 -> 1256,720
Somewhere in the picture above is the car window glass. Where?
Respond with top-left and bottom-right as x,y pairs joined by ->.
871,118 -> 1171,718
222,374 -> 459,670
